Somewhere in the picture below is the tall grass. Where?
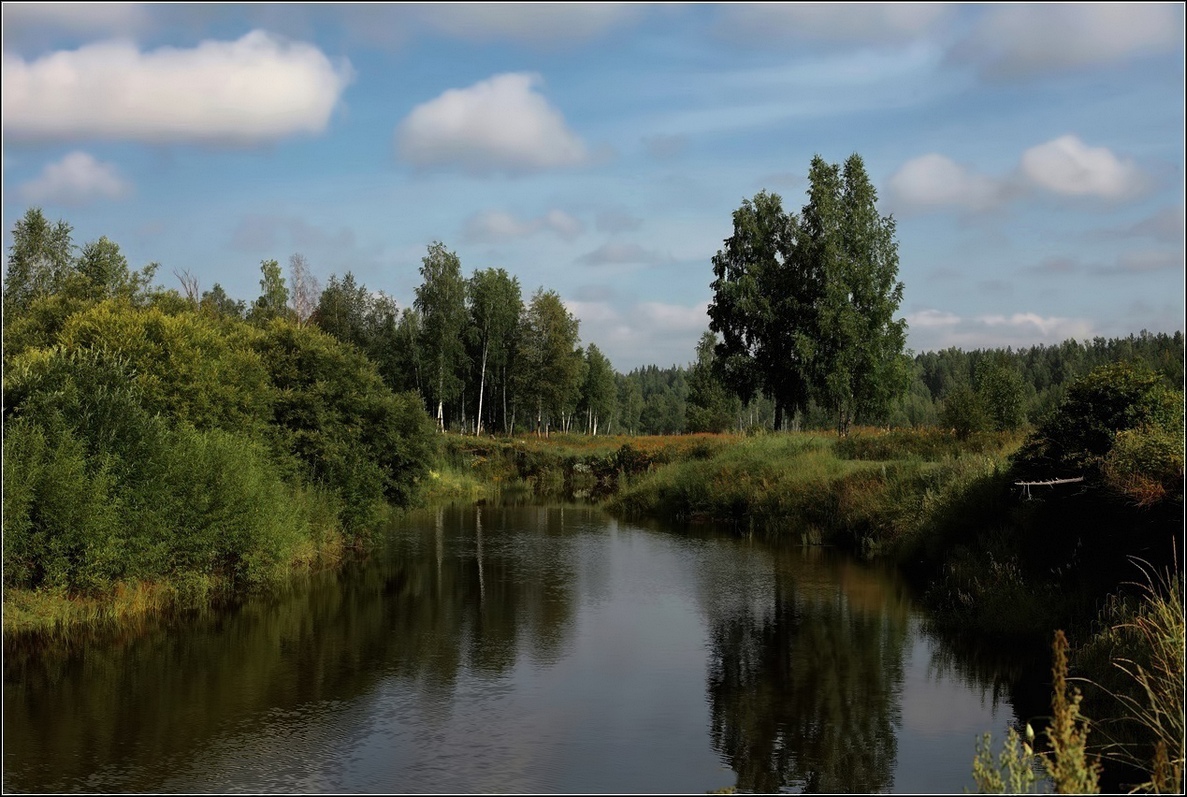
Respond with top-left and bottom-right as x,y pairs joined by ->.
972,630 -> 1102,795
1076,559 -> 1185,792
607,430 -> 1019,557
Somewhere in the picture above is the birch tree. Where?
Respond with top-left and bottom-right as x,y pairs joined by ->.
415,242 -> 468,431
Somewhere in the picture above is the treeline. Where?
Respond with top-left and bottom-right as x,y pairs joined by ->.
3,209 -> 437,611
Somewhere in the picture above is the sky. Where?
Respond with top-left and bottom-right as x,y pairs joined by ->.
2,2 -> 1184,372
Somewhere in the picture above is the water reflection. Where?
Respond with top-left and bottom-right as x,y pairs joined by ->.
694,538 -> 908,792
4,506 -> 1040,793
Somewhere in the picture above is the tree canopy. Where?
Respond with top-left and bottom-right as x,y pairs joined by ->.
708,154 -> 909,434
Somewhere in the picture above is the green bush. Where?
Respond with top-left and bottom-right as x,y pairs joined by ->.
254,320 -> 436,535
1016,362 -> 1183,479
1103,425 -> 1185,505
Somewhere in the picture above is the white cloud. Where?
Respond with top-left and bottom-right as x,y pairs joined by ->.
563,298 -> 710,370
19,151 -> 131,205
413,3 -> 643,43
395,73 -> 588,175
977,312 -> 1095,341
955,4 -> 1183,79
889,135 -> 1149,213
887,153 -> 1007,212
2,31 -> 354,144
905,309 -> 1098,352
905,309 -> 961,328
576,242 -> 669,266
1020,135 -> 1146,200
720,3 -> 951,44
462,208 -> 584,243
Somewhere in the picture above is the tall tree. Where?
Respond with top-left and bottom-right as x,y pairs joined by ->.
288,253 -> 320,325
415,242 -> 468,431
686,331 -> 740,433
314,271 -> 372,348
467,268 -> 522,436
247,259 -> 291,325
515,288 -> 581,436
4,207 -> 75,318
617,374 -> 643,435
579,343 -> 617,435
76,236 -> 157,304
199,283 -> 246,319
708,190 -> 809,431
801,154 -> 908,435
975,352 -> 1026,432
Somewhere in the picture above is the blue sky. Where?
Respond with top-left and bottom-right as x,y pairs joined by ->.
3,3 -> 1184,371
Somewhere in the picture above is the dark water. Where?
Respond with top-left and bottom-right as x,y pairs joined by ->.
4,504 -> 1039,793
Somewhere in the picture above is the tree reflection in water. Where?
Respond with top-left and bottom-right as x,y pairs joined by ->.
704,545 -> 909,793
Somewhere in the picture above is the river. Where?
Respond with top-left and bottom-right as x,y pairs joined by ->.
4,503 -> 1043,793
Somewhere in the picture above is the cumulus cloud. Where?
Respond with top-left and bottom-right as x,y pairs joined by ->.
720,3 -> 951,44
954,4 -> 1183,79
462,208 -> 584,243
887,153 -> 1007,211
395,73 -> 588,175
889,135 -> 1149,213
2,31 -> 354,144
576,242 -> 670,266
1020,135 -> 1146,200
19,151 -> 132,205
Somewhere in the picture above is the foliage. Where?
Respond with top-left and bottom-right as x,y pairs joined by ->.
834,427 -> 1018,461
972,631 -> 1102,794
247,258 -> 293,325
940,381 -> 988,440
2,352 -> 313,597
1102,424 -> 1185,506
253,320 -> 437,534
708,189 -> 805,429
415,242 -> 469,429
1076,561 -> 1184,793
686,331 -> 740,433
467,267 -> 523,434
806,153 -> 909,435
976,352 -> 1027,432
972,725 -> 1040,794
707,155 -> 908,435
579,342 -> 617,434
199,283 -> 246,319
515,288 -> 582,434
1015,361 -> 1183,479
3,207 -> 76,318
47,300 -> 273,437
1045,630 -> 1104,793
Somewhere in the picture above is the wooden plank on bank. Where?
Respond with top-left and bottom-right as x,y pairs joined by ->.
1013,477 -> 1085,487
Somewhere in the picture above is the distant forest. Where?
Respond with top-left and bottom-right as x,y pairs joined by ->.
6,207 -> 1183,440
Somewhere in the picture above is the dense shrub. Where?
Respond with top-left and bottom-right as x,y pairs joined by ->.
254,320 -> 436,535
1015,362 -> 1183,480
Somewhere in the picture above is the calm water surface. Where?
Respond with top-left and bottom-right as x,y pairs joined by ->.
4,504 -> 1037,793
